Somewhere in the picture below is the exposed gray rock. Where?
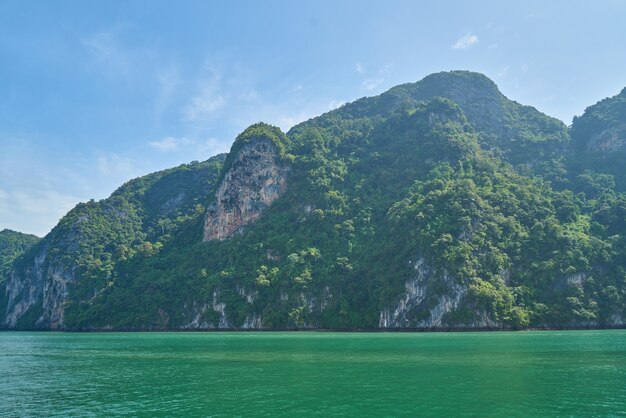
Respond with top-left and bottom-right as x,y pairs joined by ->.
237,285 -> 257,304
3,243 -> 75,329
203,138 -> 288,241
379,258 -> 467,328
182,303 -> 214,330
212,290 -> 229,329
587,124 -> 626,152
242,314 -> 263,329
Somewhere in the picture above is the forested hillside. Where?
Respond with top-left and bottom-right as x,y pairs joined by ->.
3,71 -> 625,330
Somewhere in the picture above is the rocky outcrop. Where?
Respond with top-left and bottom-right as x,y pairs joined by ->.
379,258 -> 468,328
3,242 -> 75,329
586,124 -> 626,152
203,137 -> 288,241
242,314 -> 263,329
211,289 -> 230,329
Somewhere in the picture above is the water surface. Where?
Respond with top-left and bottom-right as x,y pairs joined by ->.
1,330 -> 625,416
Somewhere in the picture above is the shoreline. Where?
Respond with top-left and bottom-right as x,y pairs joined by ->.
1,325 -> 625,333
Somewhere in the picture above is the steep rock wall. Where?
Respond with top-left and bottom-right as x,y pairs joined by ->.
379,258 -> 470,329
203,137 -> 288,241
3,242 -> 75,329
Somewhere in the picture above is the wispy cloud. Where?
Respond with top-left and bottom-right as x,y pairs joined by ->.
353,62 -> 364,74
239,89 -> 259,102
362,78 -> 384,91
149,136 -> 189,152
182,92 -> 225,122
181,65 -> 225,122
196,137 -> 230,156
488,43 -> 499,50
328,100 -> 346,110
96,153 -> 139,178
275,111 -> 317,131
81,24 -> 135,78
485,23 -> 505,33
452,32 -> 479,50
155,65 -> 181,115
148,136 -> 229,156
360,62 -> 393,92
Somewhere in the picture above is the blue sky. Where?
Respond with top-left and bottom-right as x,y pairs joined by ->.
1,0 -> 626,236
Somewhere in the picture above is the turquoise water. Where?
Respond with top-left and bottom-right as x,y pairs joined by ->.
1,331 -> 625,417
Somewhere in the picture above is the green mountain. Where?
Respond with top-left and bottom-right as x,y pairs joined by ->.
2,71 -> 625,330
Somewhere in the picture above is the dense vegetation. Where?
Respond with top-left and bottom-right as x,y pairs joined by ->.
0,229 -> 39,283
3,71 -> 626,330
0,229 -> 40,321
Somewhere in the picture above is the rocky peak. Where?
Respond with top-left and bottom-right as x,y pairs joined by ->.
203,123 -> 289,241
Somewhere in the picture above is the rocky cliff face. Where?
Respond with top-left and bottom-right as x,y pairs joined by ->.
3,240 -> 75,329
378,258 -> 499,329
203,137 -> 288,241
586,124 -> 626,152
379,258 -> 467,329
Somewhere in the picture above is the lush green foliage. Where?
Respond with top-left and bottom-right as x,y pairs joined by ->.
0,229 -> 40,284
0,229 -> 40,320
4,71 -> 626,330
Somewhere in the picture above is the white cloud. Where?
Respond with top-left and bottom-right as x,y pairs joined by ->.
149,136 -> 191,152
452,32 -> 479,50
181,66 -> 226,122
485,23 -> 505,33
155,66 -> 181,115
148,136 -> 229,157
182,92 -> 225,122
488,43 -> 499,50
358,62 -> 393,92
275,110 -> 319,131
196,137 -> 231,156
96,153 -> 138,178
81,24 -> 133,78
362,78 -> 384,91
328,100 -> 346,110
353,62 -> 365,74
497,66 -> 509,78
379,62 -> 394,75
240,89 -> 259,102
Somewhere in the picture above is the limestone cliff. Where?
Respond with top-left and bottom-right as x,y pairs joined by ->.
378,258 -> 499,329
203,130 -> 288,241
3,241 -> 74,329
379,258 -> 467,329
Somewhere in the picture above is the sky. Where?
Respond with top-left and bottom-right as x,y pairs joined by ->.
1,0 -> 626,237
